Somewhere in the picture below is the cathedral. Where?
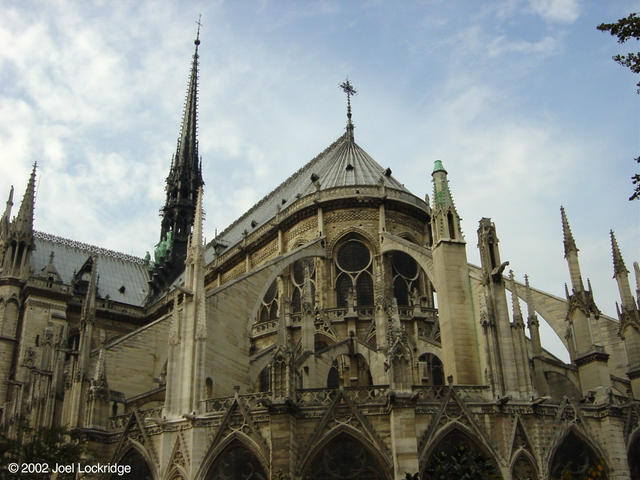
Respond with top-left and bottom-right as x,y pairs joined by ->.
1,30 -> 639,480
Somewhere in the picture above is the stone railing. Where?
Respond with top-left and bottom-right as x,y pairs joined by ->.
108,405 -> 164,431
296,385 -> 390,406
252,320 -> 278,337
202,391 -> 272,414
413,385 -> 491,403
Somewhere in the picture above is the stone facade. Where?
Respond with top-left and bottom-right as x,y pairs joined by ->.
0,35 -> 639,480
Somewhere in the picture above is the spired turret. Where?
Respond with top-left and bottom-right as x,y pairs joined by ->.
610,230 -> 640,398
429,160 -> 481,385
560,208 -> 610,400
1,165 -> 36,279
148,30 -> 204,300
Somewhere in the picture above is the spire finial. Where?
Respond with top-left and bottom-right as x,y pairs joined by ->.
339,78 -> 357,140
509,270 -> 524,324
610,230 -> 628,277
195,14 -> 202,46
560,206 -> 577,257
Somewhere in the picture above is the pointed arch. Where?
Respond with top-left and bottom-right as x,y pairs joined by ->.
196,432 -> 269,480
420,422 -> 502,480
547,426 -> 608,480
510,448 -> 538,480
299,427 -> 392,480
113,439 -> 158,480
628,426 -> 640,480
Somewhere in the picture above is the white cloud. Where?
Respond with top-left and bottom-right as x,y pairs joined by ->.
528,0 -> 580,23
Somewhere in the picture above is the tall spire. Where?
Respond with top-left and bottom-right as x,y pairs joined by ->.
508,270 -> 524,325
339,78 -> 357,141
0,185 -> 13,240
12,163 -> 37,237
610,230 -> 635,309
560,205 -> 577,256
151,25 -> 205,299
610,230 -> 628,276
560,206 -> 584,293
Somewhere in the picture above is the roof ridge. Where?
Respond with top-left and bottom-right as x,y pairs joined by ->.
212,132 -> 347,243
34,231 -> 146,265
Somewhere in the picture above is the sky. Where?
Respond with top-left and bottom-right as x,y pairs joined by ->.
0,0 -> 638,361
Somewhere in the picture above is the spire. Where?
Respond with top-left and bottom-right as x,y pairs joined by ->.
339,79 -> 357,141
432,160 -> 454,209
560,206 -> 577,257
610,230 -> 628,276
12,163 -> 37,237
560,206 -> 584,293
81,257 -> 98,324
635,261 -> 640,307
508,270 -> 524,325
1,185 -> 13,238
151,26 -> 205,299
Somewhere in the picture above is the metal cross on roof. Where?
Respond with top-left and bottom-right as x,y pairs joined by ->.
195,14 -> 203,45
340,78 -> 357,129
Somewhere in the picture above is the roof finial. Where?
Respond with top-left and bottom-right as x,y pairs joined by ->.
340,78 -> 357,141
195,14 -> 202,46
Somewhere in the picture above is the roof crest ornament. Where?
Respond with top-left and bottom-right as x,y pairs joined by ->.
195,14 -> 202,46
339,78 -> 357,141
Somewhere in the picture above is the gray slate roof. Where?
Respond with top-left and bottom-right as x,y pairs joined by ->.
32,231 -> 150,307
207,131 -> 410,259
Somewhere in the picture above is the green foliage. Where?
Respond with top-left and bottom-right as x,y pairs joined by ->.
598,13 -> 640,200
424,443 -> 499,480
0,422 -> 86,480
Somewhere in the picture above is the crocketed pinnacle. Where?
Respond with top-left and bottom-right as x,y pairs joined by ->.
12,163 -> 37,237
560,206 -> 577,257
524,274 -> 536,319
1,185 -> 13,237
610,230 -> 628,277
432,160 -> 454,210
81,257 -> 98,324
509,270 -> 524,323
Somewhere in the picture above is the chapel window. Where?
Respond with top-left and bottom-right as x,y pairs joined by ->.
391,251 -> 419,306
291,258 -> 316,313
335,239 -> 373,308
257,280 -> 278,323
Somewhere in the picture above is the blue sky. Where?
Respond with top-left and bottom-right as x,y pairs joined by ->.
0,0 -> 638,360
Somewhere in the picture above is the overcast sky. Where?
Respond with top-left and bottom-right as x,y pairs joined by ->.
1,0 -> 638,361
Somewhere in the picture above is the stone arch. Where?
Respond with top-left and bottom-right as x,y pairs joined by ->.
420,422 -> 503,480
510,448 -> 538,480
327,228 -> 380,258
196,432 -> 269,480
379,232 -> 439,292
547,426 -> 608,480
304,339 -> 386,386
299,426 -> 392,480
417,352 -> 445,386
627,426 -> 640,480
113,440 -> 158,480
2,296 -> 20,338
164,464 -> 187,480
241,239 -> 326,335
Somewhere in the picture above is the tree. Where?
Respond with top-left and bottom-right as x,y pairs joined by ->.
0,422 -> 87,480
597,13 -> 640,201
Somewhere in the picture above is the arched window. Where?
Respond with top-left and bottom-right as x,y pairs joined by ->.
422,430 -> 500,480
447,211 -> 456,239
629,432 -> 640,480
391,251 -> 420,306
326,354 -> 372,388
418,353 -> 444,386
205,377 -> 213,398
305,434 -> 388,480
335,239 -> 373,308
549,431 -> 607,480
258,367 -> 270,393
206,440 -> 267,480
291,258 -> 316,313
257,280 -> 278,323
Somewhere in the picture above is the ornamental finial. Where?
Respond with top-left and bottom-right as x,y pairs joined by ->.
340,78 -> 357,140
195,14 -> 202,46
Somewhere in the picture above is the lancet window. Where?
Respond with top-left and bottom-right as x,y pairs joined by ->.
335,238 -> 373,308
305,434 -> 387,480
549,431 -> 607,480
392,251 -> 420,306
206,441 -> 267,480
257,280 -> 278,323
